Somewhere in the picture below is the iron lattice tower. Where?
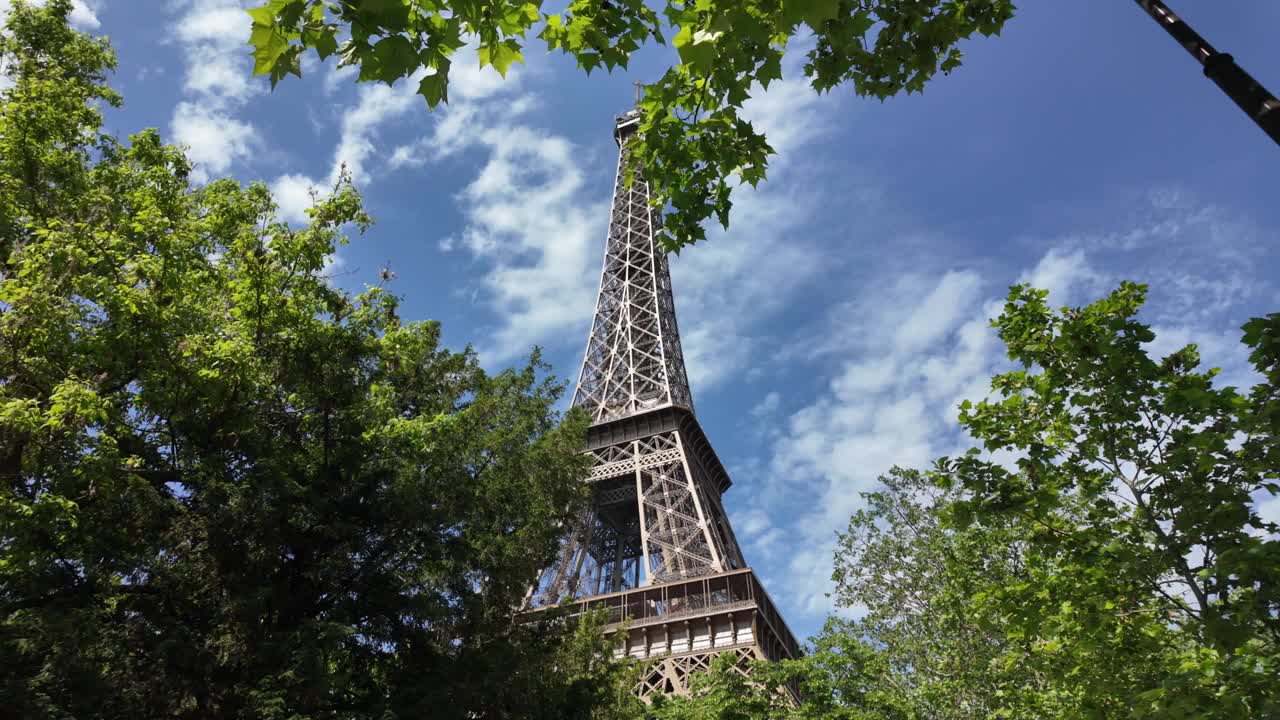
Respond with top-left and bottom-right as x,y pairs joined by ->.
525,110 -> 799,700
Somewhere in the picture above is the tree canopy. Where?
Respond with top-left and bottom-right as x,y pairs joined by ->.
246,0 -> 1015,250
654,285 -> 1280,719
0,2 -> 639,718
938,283 -> 1280,718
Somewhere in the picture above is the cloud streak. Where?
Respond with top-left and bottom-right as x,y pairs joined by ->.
739,192 -> 1276,625
168,0 -> 261,183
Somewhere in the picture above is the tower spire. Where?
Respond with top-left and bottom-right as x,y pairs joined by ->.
572,108 -> 693,424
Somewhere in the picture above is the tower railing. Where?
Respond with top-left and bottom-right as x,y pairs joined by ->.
523,567 -> 801,661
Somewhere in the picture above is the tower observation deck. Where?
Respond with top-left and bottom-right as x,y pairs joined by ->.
524,109 -> 800,699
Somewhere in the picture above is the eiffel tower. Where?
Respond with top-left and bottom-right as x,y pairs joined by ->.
524,109 -> 799,699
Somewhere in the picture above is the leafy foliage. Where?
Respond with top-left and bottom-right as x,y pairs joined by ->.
831,467 -> 1086,718
247,0 -> 1016,250
649,621 -> 913,720
0,3 -> 639,718
657,286 -> 1280,719
936,283 -> 1280,718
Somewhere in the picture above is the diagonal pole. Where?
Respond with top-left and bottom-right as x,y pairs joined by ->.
1132,0 -> 1280,146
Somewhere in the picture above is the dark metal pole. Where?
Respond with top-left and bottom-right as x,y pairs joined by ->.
1133,0 -> 1280,146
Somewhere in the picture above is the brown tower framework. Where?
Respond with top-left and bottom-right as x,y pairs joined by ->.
524,110 -> 800,699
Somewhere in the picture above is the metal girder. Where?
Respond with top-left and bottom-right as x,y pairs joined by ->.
529,428 -> 745,605
637,646 -> 758,699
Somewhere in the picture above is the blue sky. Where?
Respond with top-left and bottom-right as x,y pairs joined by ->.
39,1 -> 1280,641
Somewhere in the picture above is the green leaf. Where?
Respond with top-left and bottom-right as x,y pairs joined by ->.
478,40 -> 523,78
247,4 -> 277,27
249,25 -> 290,77
418,70 -> 448,108
362,0 -> 411,23
372,35 -> 418,82
672,24 -> 693,49
576,51 -> 601,73
782,0 -> 840,32
304,25 -> 339,60
268,45 -> 304,87
674,25 -> 715,72
756,52 -> 783,89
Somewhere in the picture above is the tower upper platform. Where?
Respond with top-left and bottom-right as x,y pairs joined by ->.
614,109 -> 642,143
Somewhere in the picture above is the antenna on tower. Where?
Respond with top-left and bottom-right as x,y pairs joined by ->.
633,79 -> 643,107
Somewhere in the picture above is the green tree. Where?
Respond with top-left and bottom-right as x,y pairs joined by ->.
656,285 -> 1279,719
648,621 -> 911,720
938,283 -> 1280,718
830,467 -> 1087,718
246,0 -> 1015,250
0,2 -> 639,718
653,470 -> 1085,720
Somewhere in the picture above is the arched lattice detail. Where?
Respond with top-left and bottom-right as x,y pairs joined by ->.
636,646 -> 759,699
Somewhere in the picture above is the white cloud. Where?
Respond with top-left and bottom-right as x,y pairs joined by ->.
669,63 -> 835,390
323,250 -> 346,277
749,259 -> 1019,614
453,125 -> 604,360
894,270 -> 983,352
183,52 -> 257,103
1145,324 -> 1242,370
389,102 -> 488,167
1016,247 -> 1101,306
270,173 -> 319,224
739,67 -> 835,160
69,0 -> 99,27
323,63 -> 357,96
263,174 -> 343,271
449,54 -> 517,102
0,0 -> 101,28
168,1 -> 262,181
170,102 -> 258,183
751,391 -> 782,418
385,52 -> 531,170
251,44 -> 525,237
830,357 -> 897,395
671,184 -> 823,388
330,72 -> 431,186
136,65 -> 164,82
173,3 -> 246,46
317,47 -> 520,190
361,46 -> 606,363
736,507 -> 772,538
1030,192 -> 1273,327
1256,492 -> 1280,537
747,191 -> 1276,624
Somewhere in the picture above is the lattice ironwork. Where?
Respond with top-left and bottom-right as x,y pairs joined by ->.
572,111 -> 693,425
530,429 -> 745,605
637,646 -> 758,699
